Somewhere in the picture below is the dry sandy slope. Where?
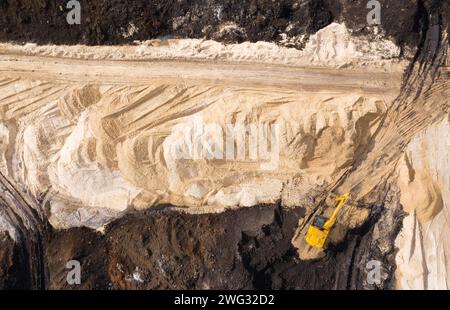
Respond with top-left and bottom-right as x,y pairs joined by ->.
395,116 -> 450,289
0,51 -> 403,227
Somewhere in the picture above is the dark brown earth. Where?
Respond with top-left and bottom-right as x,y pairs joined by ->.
0,232 -> 16,288
0,178 -> 402,290
0,168 -> 404,290
43,187 -> 402,290
0,0 -> 428,51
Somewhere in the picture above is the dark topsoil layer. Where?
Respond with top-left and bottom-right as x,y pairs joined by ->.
0,0 -> 424,50
45,187 -> 402,290
1,189 -> 403,290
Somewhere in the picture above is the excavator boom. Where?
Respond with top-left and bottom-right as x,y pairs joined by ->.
323,193 -> 349,230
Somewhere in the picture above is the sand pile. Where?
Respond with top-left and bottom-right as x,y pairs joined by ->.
0,79 -> 396,228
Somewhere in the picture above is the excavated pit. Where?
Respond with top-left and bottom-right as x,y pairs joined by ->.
0,0 -> 449,290
43,195 -> 403,290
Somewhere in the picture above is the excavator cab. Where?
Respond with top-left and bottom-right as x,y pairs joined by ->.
305,193 -> 350,249
313,215 -> 327,229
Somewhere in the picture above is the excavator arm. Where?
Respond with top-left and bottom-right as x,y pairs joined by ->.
323,193 -> 350,230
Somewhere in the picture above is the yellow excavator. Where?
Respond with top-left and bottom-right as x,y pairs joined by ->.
305,193 -> 350,249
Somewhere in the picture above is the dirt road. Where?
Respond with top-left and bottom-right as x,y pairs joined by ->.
0,52 -> 403,94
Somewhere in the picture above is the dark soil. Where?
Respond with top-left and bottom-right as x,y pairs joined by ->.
0,0 -> 425,51
46,205 -> 282,289
0,177 -> 403,290
0,232 -> 17,288
43,189 -> 402,290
